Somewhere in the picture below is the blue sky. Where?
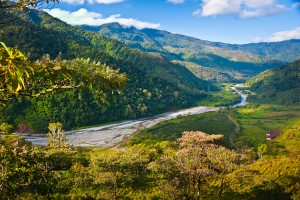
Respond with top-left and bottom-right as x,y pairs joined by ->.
44,0 -> 300,44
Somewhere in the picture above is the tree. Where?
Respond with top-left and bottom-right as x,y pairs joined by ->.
0,42 -> 127,104
0,122 -> 13,134
175,131 -> 239,199
257,143 -> 268,160
47,122 -> 68,148
0,135 -> 56,198
0,0 -> 58,24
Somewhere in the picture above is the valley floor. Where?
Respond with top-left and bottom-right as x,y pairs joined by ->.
23,85 -> 246,146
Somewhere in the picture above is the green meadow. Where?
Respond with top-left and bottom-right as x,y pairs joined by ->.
129,104 -> 300,148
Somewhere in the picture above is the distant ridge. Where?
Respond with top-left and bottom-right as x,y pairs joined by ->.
79,23 -> 292,82
0,9 -> 211,131
246,59 -> 300,105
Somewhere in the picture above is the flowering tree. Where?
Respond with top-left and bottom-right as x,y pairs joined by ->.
176,131 -> 239,199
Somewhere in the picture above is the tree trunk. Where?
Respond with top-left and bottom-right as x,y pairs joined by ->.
197,177 -> 201,200
218,177 -> 224,197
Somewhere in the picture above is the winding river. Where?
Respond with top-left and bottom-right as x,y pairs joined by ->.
21,84 -> 248,146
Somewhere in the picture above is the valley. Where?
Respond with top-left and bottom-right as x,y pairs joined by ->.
21,84 -> 246,146
0,2 -> 300,199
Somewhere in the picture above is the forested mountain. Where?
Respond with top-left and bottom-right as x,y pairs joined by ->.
246,59 -> 300,105
80,23 -> 287,82
220,39 -> 300,62
0,9 -> 211,132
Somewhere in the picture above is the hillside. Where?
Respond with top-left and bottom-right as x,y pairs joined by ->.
220,40 -> 300,62
0,9 -> 211,132
246,59 -> 300,105
80,23 -> 286,82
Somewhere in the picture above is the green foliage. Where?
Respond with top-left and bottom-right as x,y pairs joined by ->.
129,111 -> 236,146
0,0 -> 58,11
47,122 -> 69,148
0,135 -> 56,198
223,156 -> 300,200
174,131 -> 239,198
53,145 -> 158,199
173,60 -> 244,82
223,39 -> 300,62
246,59 -> 300,105
0,122 -> 13,134
198,84 -> 241,107
0,42 -> 34,101
257,143 -> 268,160
0,42 -> 127,105
1,119 -> 299,199
232,105 -> 300,147
0,9 -> 211,132
81,23 -> 286,81
0,0 -> 59,26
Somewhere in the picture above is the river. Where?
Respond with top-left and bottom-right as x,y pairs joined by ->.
20,84 -> 248,146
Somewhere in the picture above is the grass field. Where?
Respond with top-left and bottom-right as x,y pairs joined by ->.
128,111 -> 236,146
198,84 -> 240,107
234,105 -> 300,146
128,104 -> 300,148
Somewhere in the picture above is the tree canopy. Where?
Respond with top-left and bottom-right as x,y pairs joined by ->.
0,42 -> 127,104
0,0 -> 58,24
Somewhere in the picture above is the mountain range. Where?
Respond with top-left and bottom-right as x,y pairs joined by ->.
1,9 -> 300,131
0,9 -> 210,131
80,23 -> 300,82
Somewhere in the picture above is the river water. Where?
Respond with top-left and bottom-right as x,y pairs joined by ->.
21,84 -> 247,146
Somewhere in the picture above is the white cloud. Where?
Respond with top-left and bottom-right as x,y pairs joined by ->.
243,0 -> 275,9
60,0 -> 123,4
292,2 -> 300,8
254,27 -> 300,42
87,0 -> 124,4
239,4 -> 287,19
195,0 -> 289,18
200,0 -> 241,16
192,9 -> 202,16
61,0 -> 84,4
44,8 -> 160,29
167,0 -> 185,4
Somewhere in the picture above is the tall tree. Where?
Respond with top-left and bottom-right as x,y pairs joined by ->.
176,131 -> 238,199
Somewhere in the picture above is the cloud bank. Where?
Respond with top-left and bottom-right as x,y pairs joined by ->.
254,27 -> 300,42
44,8 -> 160,29
194,0 -> 289,18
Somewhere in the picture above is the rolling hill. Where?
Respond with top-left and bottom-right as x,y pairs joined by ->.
246,59 -> 300,105
219,40 -> 300,62
0,9 -> 211,132
79,23 -> 290,82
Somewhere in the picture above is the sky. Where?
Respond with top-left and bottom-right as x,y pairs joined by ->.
43,0 -> 300,44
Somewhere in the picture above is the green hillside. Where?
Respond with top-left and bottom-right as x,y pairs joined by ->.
80,23 -> 285,81
246,60 -> 300,105
220,40 -> 300,62
0,9 -> 211,132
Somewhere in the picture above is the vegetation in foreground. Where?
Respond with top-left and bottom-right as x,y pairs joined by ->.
1,44 -> 299,199
1,111 -> 299,199
1,2 -> 300,199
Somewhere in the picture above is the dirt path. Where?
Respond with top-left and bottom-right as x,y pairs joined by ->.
227,115 -> 240,145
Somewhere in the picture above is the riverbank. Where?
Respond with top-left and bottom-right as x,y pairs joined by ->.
21,85 -> 248,146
